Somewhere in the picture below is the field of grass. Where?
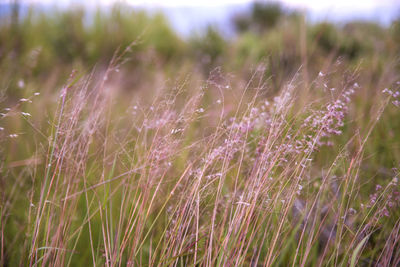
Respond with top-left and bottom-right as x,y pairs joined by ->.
1,3 -> 400,266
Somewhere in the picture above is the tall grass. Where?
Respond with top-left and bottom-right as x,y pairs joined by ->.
1,3 -> 400,267
1,50 -> 399,265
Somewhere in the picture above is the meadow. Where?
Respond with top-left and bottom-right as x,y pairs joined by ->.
1,3 -> 400,266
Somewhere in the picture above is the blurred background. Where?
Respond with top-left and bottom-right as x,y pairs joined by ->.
1,0 -> 400,97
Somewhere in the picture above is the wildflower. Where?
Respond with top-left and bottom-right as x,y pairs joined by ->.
369,193 -> 377,205
21,112 -> 31,117
381,207 -> 390,217
382,88 -> 393,95
297,184 -> 303,195
349,208 -> 357,215
18,79 -> 25,88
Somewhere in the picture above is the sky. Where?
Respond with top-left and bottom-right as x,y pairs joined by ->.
1,0 -> 400,36
4,0 -> 398,8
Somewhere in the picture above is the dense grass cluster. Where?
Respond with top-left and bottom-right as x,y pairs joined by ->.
1,3 -> 400,266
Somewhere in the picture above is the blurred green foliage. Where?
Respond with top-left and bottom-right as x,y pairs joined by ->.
1,5 -> 185,76
0,2 -> 399,104
190,26 -> 228,70
233,2 -> 288,33
1,2 -> 399,85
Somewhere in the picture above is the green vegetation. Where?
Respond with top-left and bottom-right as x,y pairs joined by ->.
1,3 -> 400,266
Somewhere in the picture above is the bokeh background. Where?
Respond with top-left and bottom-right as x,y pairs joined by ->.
1,0 -> 400,91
